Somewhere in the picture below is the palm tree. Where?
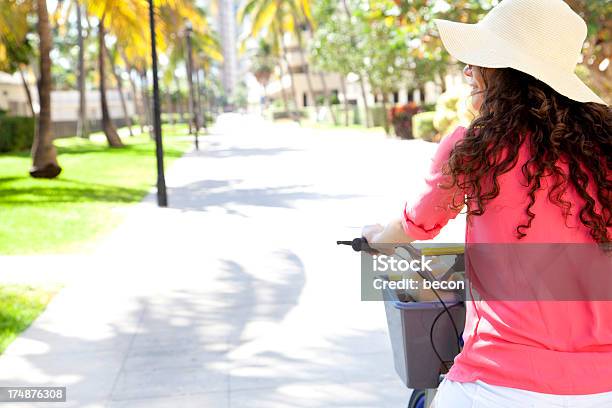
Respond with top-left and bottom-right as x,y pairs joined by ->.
0,1 -> 35,116
97,14 -> 124,147
105,44 -> 134,137
259,27 -> 292,115
300,15 -> 338,124
161,3 -> 221,122
84,0 -> 148,146
140,66 -> 152,136
30,0 -> 62,178
121,52 -> 146,134
251,39 -> 274,108
0,0 -> 34,64
239,0 -> 314,118
48,0 -> 89,138
292,21 -> 317,111
340,0 -> 371,127
75,1 -> 89,139
318,70 -> 338,125
278,25 -> 301,118
0,0 -> 61,177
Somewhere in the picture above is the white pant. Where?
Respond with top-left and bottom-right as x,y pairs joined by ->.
432,379 -> 612,408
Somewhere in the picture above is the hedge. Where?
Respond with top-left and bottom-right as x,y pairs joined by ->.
369,105 -> 386,127
271,110 -> 308,120
433,85 -> 474,138
329,105 -> 361,125
0,116 -> 35,153
412,111 -> 437,142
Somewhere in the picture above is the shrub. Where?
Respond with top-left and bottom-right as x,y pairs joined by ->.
433,84 -> 475,138
389,102 -> 421,139
328,104 -> 361,126
271,110 -> 307,120
412,111 -> 437,142
421,102 -> 437,112
370,105 -> 386,127
353,105 -> 361,125
0,116 -> 35,153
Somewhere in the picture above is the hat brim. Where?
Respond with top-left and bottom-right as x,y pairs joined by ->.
434,19 -> 608,106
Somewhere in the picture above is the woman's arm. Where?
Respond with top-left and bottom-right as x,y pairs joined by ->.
363,126 -> 467,251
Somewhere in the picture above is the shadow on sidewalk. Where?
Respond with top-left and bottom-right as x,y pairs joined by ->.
168,180 -> 359,216
0,248 -> 409,406
197,142 -> 303,159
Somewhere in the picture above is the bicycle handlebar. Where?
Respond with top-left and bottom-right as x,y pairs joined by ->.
336,238 -> 372,252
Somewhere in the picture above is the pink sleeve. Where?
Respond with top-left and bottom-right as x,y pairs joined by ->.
402,126 -> 466,240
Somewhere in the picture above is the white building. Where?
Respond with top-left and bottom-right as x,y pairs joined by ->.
217,0 -> 240,100
0,70 -> 136,137
49,89 -> 136,137
50,89 -> 135,123
0,72 -> 33,116
257,30 -> 463,124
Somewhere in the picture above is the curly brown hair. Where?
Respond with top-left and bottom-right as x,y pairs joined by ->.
443,67 -> 611,244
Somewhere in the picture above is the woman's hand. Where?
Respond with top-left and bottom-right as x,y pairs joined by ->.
362,219 -> 413,255
361,224 -> 384,244
362,224 -> 394,256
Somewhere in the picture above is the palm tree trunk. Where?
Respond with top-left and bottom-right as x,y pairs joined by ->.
174,75 -> 185,124
195,66 -> 203,131
19,67 -> 35,117
280,39 -> 300,123
339,75 -> 350,126
208,87 -> 215,117
30,0 -> 61,178
340,0 -> 371,127
318,72 -> 337,125
203,69 -> 210,131
131,70 -> 145,134
98,16 -> 123,147
166,91 -> 174,126
381,92 -> 390,135
122,52 -> 145,134
128,69 -> 144,134
76,1 -> 89,139
141,70 -> 153,138
297,26 -> 319,115
296,37 -> 316,112
105,45 -> 133,137
358,75 -> 371,127
277,56 -> 291,117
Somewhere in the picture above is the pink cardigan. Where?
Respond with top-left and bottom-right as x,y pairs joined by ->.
402,126 -> 612,395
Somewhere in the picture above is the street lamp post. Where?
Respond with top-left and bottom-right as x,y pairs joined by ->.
185,22 -> 199,150
195,63 -> 203,132
147,0 -> 168,207
198,52 -> 209,133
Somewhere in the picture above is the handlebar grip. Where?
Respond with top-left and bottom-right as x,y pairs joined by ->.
336,237 -> 373,252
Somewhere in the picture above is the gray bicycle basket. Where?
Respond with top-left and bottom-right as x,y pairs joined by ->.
382,280 -> 466,389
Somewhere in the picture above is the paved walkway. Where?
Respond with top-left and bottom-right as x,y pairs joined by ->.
0,114 -> 465,407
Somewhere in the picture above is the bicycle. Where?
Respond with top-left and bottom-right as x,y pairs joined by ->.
338,238 -> 467,408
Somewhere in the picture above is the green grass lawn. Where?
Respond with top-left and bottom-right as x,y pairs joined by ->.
0,285 -> 59,354
0,125 -> 192,254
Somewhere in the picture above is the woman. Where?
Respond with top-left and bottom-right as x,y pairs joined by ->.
363,0 -> 611,406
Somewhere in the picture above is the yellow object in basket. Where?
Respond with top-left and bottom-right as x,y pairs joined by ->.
420,245 -> 465,256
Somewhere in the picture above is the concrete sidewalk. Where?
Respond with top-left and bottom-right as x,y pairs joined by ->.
0,114 -> 465,407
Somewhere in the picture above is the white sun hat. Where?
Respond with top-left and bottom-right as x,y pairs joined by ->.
434,0 -> 608,106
